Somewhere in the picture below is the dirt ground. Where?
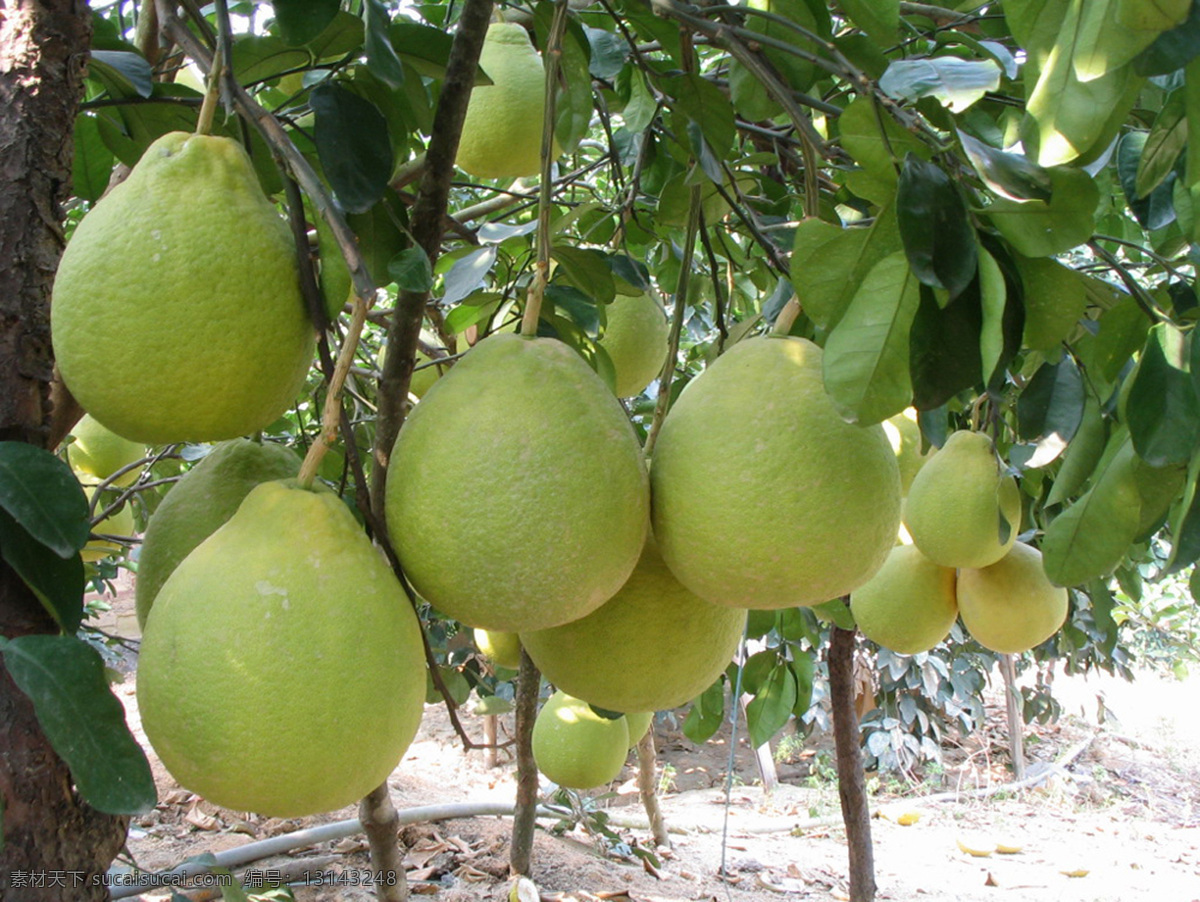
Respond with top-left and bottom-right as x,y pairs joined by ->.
91,572 -> 1200,902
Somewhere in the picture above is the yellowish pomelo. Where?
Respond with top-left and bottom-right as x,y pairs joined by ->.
456,23 -> 555,180
650,335 -> 901,608
474,628 -> 523,670
135,439 -> 301,629
137,480 -> 426,818
386,332 -> 649,632
957,542 -> 1068,654
881,408 -> 934,496
81,486 -> 135,562
532,691 -> 630,789
624,711 -> 653,749
849,544 -> 957,655
66,414 -> 146,487
599,292 -> 670,397
903,430 -> 1021,569
521,535 -> 745,712
51,132 -> 315,443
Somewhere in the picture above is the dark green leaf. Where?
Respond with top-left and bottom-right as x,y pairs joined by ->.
389,22 -> 455,79
0,635 -> 155,815
790,654 -> 815,718
545,285 -> 601,337
550,245 -> 617,306
89,50 -> 153,98
839,0 -> 899,44
1137,91 -> 1187,198
271,0 -> 340,46
1135,0 -> 1200,75
363,0 -> 405,89
229,35 -> 311,86
388,248 -> 433,293
310,82 -> 392,214
1118,131 -> 1179,230
986,166 -> 1101,258
659,72 -> 736,163
1165,448 -> 1200,572
610,255 -> 650,293
71,113 -> 114,203
896,154 -> 977,297
1128,322 -> 1200,466
880,57 -> 1001,112
0,509 -> 84,633
307,11 -> 366,61
682,678 -> 726,744
1016,358 -> 1086,467
957,130 -> 1053,202
0,443 -> 90,557
908,284 -> 983,411
555,22 -> 596,156
585,26 -> 627,80
1046,395 -> 1107,504
745,663 -> 797,749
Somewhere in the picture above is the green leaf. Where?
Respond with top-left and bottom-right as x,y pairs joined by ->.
986,166 -> 1100,258
584,26 -> 628,80
838,97 -> 929,203
908,284 -> 983,411
1016,255 -> 1088,355
823,251 -> 921,425
1074,294 -> 1150,386
957,130 -> 1052,202
839,0 -> 899,44
977,246 -> 1008,384
362,0 -> 405,89
229,35 -> 311,86
621,68 -> 657,134
0,443 -> 90,557
1042,433 -> 1143,586
88,50 -> 153,98
310,82 -> 392,214
71,113 -> 114,203
550,245 -> 617,306
1118,131 -> 1178,231
660,72 -> 736,163
388,247 -> 433,293
1134,0 -> 1200,75
271,0 -> 340,46
790,207 -> 902,331
1118,0 -> 1190,31
1136,91 -> 1188,199
742,0 -> 819,93
389,22 -> 455,79
0,635 -> 156,815
682,677 -> 726,744
745,663 -> 797,749
1164,448 -> 1200,573
1016,357 -> 1086,467
307,11 -> 366,61
790,654 -> 815,718
555,21 -> 595,156
1128,323 -> 1200,466
896,154 -> 977,297
1046,395 -> 1106,504
880,57 -> 1001,112
0,509 -> 84,633
812,599 -> 855,630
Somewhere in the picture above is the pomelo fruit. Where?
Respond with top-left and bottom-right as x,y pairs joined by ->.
456,23 -> 554,180
385,331 -> 649,632
849,544 -> 957,655
624,711 -> 653,748
474,628 -> 523,670
532,691 -> 630,789
137,480 -> 426,818
650,335 -> 901,608
135,439 -> 300,629
903,430 -> 1021,569
599,292 -> 670,397
957,542 -> 1069,654
520,535 -> 745,712
66,414 -> 145,487
81,486 -> 135,562
881,407 -> 934,496
51,131 -> 315,444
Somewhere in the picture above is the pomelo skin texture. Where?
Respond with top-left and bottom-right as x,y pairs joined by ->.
474,628 -> 523,670
849,544 -> 957,655
624,711 -> 654,749
135,439 -> 300,629
532,691 -> 630,790
957,542 -> 1069,654
600,292 -> 670,398
137,480 -> 426,818
386,332 -> 649,632
521,536 -> 746,712
67,414 -> 145,487
650,335 -> 902,609
51,131 -> 315,444
456,23 -> 552,179
903,430 -> 1021,569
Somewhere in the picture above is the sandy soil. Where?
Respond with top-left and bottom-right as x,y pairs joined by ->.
90,572 -> 1200,902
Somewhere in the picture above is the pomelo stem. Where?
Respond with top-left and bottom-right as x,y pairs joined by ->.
771,296 -> 802,336
195,48 -> 222,136
520,0 -> 570,337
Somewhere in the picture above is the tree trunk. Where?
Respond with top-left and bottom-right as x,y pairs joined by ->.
828,625 -> 876,902
1,2 -> 131,899
509,649 -> 540,876
999,654 -> 1026,780
635,729 -> 670,848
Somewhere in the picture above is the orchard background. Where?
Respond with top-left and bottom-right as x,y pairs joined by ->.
2,0 -> 1200,901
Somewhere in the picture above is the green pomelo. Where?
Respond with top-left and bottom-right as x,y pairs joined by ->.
521,536 -> 746,712
137,480 -> 426,818
51,132 -> 315,444
474,628 -> 523,670
386,332 -> 649,632
881,408 -> 934,496
903,430 -> 1021,569
957,542 -> 1069,654
67,414 -> 145,487
849,544 -> 958,655
599,292 -> 670,398
650,336 -> 901,609
456,23 -> 553,180
624,711 -> 653,749
135,439 -> 300,628
532,691 -> 630,790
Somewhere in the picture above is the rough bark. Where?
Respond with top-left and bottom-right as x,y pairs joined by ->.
509,649 -> 541,876
0,2 -> 131,899
635,729 -> 670,848
828,625 -> 876,902
1000,654 -> 1026,780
